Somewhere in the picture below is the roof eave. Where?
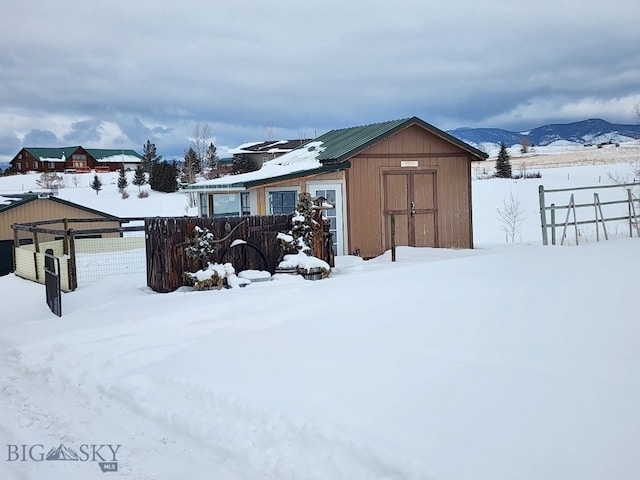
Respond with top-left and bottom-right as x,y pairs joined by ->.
243,162 -> 350,188
184,163 -> 350,191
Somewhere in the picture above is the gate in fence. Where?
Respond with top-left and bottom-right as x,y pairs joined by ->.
538,182 -> 640,245
44,248 -> 62,317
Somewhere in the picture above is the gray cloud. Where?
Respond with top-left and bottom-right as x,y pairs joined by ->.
63,120 -> 103,144
1,0 -> 639,161
23,129 -> 61,146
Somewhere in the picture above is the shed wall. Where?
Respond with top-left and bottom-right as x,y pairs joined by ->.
1,199 -> 118,240
346,124 -> 473,258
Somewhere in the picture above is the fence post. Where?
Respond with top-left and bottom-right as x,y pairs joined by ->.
628,189 -> 634,238
628,189 -> 640,237
13,227 -> 19,273
33,231 -> 40,280
594,193 -> 600,242
68,233 -> 77,291
550,204 -> 556,245
391,213 -> 396,262
539,185 -> 548,245
63,219 -> 69,255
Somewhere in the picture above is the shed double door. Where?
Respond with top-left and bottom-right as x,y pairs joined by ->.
383,170 -> 438,249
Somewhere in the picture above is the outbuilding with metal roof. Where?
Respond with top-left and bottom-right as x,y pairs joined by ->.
185,116 -> 487,258
0,193 -> 120,276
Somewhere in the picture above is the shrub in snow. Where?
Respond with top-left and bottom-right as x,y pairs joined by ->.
184,226 -> 218,268
138,189 -> 149,198
279,251 -> 330,279
182,262 -> 249,290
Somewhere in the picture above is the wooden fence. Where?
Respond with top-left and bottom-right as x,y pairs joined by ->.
145,215 -> 334,293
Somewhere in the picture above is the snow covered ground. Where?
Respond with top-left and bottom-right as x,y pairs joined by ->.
1,146 -> 640,479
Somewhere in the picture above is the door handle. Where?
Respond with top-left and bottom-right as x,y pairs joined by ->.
410,201 -> 416,215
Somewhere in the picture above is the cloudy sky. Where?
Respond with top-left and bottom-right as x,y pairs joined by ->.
1,0 -> 639,163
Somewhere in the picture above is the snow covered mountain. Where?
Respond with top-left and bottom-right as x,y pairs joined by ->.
448,118 -> 640,149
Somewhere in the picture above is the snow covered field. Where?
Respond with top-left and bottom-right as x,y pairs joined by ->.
1,146 -> 640,479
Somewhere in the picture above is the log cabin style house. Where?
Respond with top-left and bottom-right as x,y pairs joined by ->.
185,117 -> 488,259
9,146 -> 143,174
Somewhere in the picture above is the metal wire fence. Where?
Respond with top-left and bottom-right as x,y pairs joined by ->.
12,217 -> 145,290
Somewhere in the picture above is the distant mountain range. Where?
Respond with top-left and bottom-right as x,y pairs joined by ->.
2,119 -> 638,173
447,118 -> 640,150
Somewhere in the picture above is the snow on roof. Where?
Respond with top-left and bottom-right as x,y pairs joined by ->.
97,154 -> 142,163
227,142 -> 264,155
189,141 -> 325,189
39,155 -> 66,162
0,195 -> 22,206
228,139 -> 303,155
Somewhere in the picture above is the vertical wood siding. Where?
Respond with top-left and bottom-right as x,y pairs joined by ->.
346,124 -> 473,257
1,199 -> 117,240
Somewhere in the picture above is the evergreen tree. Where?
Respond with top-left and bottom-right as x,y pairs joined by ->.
495,141 -> 512,179
117,167 -> 129,193
231,154 -> 259,175
150,160 -> 178,193
290,192 -> 318,254
90,174 -> 103,195
182,147 -> 199,183
142,140 -> 162,173
205,142 -> 219,170
132,164 -> 146,192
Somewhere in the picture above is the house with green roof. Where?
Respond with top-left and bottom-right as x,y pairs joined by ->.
9,146 -> 143,174
185,116 -> 488,258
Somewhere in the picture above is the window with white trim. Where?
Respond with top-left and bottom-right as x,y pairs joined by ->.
268,190 -> 297,215
212,192 -> 251,217
199,193 -> 208,217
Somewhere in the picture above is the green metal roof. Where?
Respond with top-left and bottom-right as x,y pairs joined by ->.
0,194 -> 33,214
184,116 -> 486,192
23,146 -> 81,159
85,148 -> 143,160
0,193 -> 119,219
20,146 -> 143,161
313,116 -> 488,163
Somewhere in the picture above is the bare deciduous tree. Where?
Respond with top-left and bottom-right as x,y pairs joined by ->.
497,192 -> 526,243
190,121 -> 212,174
36,171 -> 65,190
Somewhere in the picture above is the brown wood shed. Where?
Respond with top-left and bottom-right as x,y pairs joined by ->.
185,116 -> 488,259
